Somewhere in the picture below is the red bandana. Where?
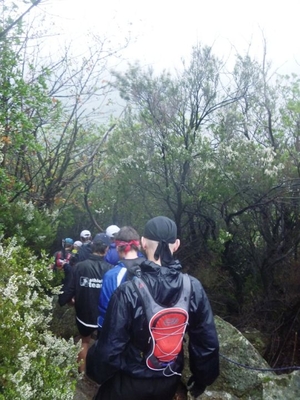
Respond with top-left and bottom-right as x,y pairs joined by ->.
115,240 -> 140,254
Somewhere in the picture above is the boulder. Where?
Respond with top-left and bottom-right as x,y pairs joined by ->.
183,316 -> 300,399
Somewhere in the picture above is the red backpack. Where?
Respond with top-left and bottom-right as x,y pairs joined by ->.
54,250 -> 72,270
133,274 -> 191,376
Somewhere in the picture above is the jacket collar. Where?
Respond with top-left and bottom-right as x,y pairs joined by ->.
140,259 -> 182,272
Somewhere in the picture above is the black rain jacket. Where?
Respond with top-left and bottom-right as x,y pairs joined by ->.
59,254 -> 111,327
86,259 -> 219,388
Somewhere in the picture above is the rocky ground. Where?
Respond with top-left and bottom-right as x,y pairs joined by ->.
73,375 -> 99,400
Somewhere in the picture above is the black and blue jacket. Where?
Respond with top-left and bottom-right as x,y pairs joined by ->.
97,257 -> 145,328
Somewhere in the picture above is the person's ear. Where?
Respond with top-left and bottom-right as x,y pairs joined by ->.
116,246 -> 124,258
173,238 -> 180,253
141,236 -> 146,251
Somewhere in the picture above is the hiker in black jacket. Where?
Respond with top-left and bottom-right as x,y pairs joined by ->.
86,216 -> 219,400
59,233 -> 112,373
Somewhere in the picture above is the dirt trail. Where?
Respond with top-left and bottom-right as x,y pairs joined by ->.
73,376 -> 188,400
73,375 -> 99,400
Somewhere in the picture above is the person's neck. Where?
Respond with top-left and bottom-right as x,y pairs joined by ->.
124,250 -> 139,260
146,253 -> 161,266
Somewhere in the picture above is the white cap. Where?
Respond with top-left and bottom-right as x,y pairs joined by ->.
105,225 -> 120,238
74,240 -> 83,247
80,230 -> 91,239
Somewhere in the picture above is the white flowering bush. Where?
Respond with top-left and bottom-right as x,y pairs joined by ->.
0,238 -> 79,400
218,137 -> 284,181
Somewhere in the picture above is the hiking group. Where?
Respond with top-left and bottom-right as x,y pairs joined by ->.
54,217 -> 220,400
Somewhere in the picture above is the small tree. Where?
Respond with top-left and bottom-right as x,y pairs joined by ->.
101,45 -> 242,236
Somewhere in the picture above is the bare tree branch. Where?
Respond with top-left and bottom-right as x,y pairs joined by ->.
0,0 -> 43,40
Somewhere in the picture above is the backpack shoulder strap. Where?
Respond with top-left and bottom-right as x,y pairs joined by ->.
131,277 -> 148,318
116,264 -> 127,286
175,274 -> 191,311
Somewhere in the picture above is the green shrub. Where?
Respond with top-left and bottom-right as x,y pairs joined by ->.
0,201 -> 59,254
0,238 -> 79,400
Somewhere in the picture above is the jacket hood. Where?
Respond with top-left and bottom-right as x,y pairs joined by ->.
140,259 -> 183,272
121,257 -> 145,280
139,259 -> 184,305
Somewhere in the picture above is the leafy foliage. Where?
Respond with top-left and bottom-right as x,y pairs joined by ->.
0,238 -> 79,399
0,200 -> 59,252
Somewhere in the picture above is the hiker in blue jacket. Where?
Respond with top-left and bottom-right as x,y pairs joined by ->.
104,225 -> 120,265
86,216 -> 219,400
97,226 -> 145,330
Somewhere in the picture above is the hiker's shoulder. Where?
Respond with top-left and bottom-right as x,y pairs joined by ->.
187,274 -> 205,290
103,263 -> 125,280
